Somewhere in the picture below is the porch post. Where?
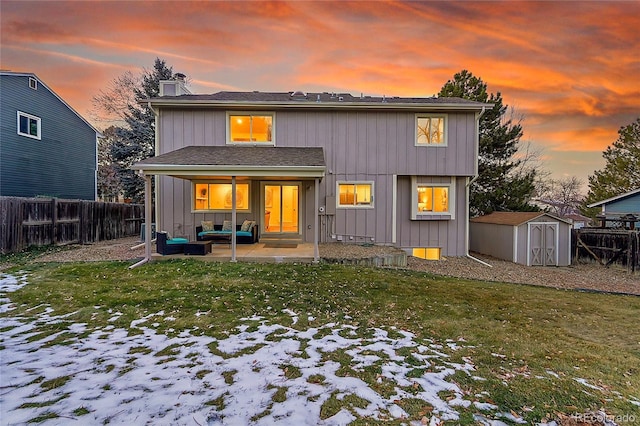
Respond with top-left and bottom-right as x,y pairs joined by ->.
144,175 -> 152,260
314,177 -> 320,262
130,174 -> 153,269
231,176 -> 237,262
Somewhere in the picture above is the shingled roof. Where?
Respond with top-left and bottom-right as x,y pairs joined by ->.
470,211 -> 570,226
147,90 -> 491,110
132,146 -> 326,178
167,91 -> 481,104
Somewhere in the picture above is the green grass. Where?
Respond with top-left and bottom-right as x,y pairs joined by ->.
2,259 -> 639,424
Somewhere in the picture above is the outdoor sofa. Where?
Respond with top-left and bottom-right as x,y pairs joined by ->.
196,220 -> 259,244
156,231 -> 189,255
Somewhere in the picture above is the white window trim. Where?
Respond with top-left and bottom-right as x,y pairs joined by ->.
415,113 -> 447,147
191,180 -> 252,213
410,176 -> 455,220
29,77 -> 38,90
226,111 -> 276,146
336,181 -> 375,209
17,111 -> 41,140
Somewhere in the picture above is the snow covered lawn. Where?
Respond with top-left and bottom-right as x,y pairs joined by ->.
1,266 -> 638,425
0,272 -> 520,425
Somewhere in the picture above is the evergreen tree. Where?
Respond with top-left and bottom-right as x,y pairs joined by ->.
439,70 -> 537,216
584,117 -> 640,209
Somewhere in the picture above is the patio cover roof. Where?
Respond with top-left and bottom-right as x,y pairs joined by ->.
132,146 -> 326,179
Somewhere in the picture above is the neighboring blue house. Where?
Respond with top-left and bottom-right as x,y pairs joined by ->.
588,188 -> 640,228
0,71 -> 100,200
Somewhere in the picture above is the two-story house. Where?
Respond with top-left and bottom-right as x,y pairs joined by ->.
133,79 -> 490,262
0,71 -> 99,200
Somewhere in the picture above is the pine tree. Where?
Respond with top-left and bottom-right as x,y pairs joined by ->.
439,70 -> 537,216
584,117 -> 640,208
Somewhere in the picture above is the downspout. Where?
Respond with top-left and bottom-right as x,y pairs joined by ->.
466,107 -> 492,267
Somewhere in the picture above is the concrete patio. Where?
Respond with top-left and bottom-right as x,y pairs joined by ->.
152,242 -> 317,263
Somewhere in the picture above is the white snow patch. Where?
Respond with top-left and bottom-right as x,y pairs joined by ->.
574,377 -> 603,390
0,273 -> 539,425
0,272 -> 29,313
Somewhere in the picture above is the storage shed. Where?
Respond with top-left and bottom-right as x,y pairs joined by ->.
470,212 -> 572,266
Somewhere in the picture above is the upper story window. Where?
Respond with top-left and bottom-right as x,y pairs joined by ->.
227,112 -> 274,145
17,111 -> 41,140
29,77 -> 38,90
416,114 -> 447,146
337,182 -> 374,208
193,182 -> 250,212
411,176 -> 455,220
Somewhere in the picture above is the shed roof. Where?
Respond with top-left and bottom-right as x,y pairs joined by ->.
470,211 -> 571,226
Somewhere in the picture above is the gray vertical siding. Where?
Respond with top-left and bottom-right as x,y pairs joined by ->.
396,176 -> 468,255
0,75 -> 97,200
470,223 -> 515,261
155,107 -> 477,253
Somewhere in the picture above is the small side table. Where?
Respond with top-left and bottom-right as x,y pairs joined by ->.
184,241 -> 212,256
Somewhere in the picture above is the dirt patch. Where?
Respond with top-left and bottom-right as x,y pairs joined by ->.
407,253 -> 639,296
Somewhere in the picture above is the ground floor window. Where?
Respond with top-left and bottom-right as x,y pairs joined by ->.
411,176 -> 455,220
412,247 -> 441,260
193,182 -> 250,211
337,182 -> 374,208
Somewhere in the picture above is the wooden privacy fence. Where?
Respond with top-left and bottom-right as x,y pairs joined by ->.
572,228 -> 639,273
1,197 -> 145,254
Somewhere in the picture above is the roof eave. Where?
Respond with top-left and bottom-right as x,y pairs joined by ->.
144,98 -> 492,111
1,72 -> 102,136
587,187 -> 640,208
131,164 -> 326,178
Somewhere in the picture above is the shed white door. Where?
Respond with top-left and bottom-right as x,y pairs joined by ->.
529,223 -> 558,266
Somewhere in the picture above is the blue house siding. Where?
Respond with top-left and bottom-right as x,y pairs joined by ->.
605,195 -> 640,214
0,73 -> 97,200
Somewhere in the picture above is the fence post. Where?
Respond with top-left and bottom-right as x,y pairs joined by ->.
51,198 -> 58,245
79,201 -> 85,244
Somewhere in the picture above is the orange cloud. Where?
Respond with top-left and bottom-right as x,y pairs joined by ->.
2,0 -> 638,182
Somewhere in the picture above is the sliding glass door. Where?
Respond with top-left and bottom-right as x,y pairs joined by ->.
263,183 -> 299,234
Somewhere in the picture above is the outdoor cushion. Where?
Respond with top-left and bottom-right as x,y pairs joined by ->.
198,230 -> 230,237
201,220 -> 214,232
198,230 -> 251,237
240,219 -> 252,232
167,237 -> 188,245
222,220 -> 233,231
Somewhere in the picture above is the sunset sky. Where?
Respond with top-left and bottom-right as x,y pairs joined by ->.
2,0 -> 639,186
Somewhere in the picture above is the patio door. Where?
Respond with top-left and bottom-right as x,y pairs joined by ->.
263,183 -> 300,234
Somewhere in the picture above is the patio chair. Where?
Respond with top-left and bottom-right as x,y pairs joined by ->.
156,231 -> 188,255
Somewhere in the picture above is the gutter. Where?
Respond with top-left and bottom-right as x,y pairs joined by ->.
465,106 -> 492,267
143,99 -> 493,112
